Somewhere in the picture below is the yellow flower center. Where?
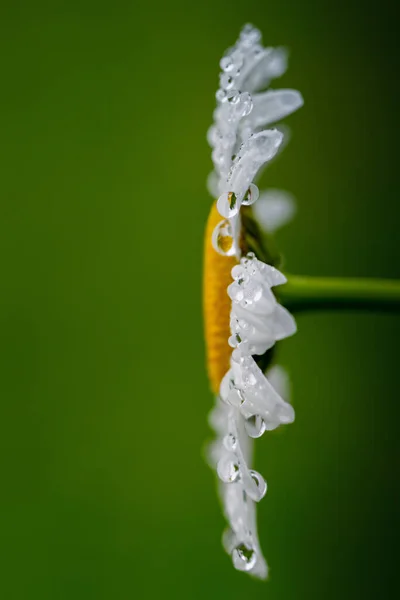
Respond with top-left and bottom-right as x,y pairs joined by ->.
203,202 -> 238,394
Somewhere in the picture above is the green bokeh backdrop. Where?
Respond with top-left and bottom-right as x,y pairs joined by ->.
1,1 -> 399,598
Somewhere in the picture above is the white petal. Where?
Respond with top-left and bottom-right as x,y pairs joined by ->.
252,189 -> 296,233
262,264 -> 287,287
273,304 -> 297,340
266,365 -> 291,402
207,170 -> 219,197
242,47 -> 288,93
243,89 -> 303,131
221,130 -> 284,209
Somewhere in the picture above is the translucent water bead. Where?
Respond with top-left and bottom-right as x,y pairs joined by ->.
248,469 -> 267,499
238,91 -> 253,118
242,183 -> 259,206
244,414 -> 266,438
216,410 -> 268,502
232,544 -> 257,572
217,182 -> 259,219
220,49 -> 243,76
226,89 -> 240,105
215,89 -> 227,103
216,191 -> 239,219
220,72 -> 235,90
217,455 -> 240,483
220,55 -> 235,72
211,219 -> 237,256
222,485 -> 268,579
223,433 -> 237,452
217,449 -> 267,502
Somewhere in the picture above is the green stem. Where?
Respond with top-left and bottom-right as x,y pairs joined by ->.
280,274 -> 400,314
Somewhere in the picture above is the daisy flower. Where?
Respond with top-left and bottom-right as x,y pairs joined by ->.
203,24 -> 303,579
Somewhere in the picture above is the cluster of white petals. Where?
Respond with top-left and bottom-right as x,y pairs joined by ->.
208,24 -> 303,259
207,363 -> 291,578
206,24 -> 302,578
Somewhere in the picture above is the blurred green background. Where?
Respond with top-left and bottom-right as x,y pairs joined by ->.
1,1 -> 399,598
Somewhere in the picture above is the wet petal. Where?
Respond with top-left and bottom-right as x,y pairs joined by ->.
252,189 -> 296,233
243,89 -> 304,131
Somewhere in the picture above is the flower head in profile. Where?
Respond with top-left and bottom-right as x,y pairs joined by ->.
203,24 -> 303,579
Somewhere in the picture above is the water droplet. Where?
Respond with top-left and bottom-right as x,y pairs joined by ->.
229,333 -> 246,349
220,73 -> 234,90
239,91 -> 253,117
226,89 -> 240,105
217,191 -> 239,218
215,89 -> 227,103
231,265 -> 245,280
243,371 -> 257,387
220,56 -> 234,73
242,183 -> 259,206
227,386 -> 245,408
217,455 -> 240,483
249,470 -> 267,499
232,543 -> 257,572
244,414 -> 266,438
229,50 -> 244,73
223,433 -> 237,452
212,219 -> 236,256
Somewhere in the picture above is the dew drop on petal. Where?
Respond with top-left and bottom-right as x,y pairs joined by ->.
227,386 -> 245,408
228,334 -> 239,348
220,55 -> 234,73
249,470 -> 267,500
216,89 -> 227,103
232,543 -> 257,572
220,73 -> 235,90
226,89 -> 240,105
217,191 -> 240,218
217,455 -> 240,483
231,264 -> 246,280
223,433 -> 237,452
243,370 -> 257,387
244,414 -> 266,438
211,219 -> 236,256
242,183 -> 260,206
239,91 -> 253,117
